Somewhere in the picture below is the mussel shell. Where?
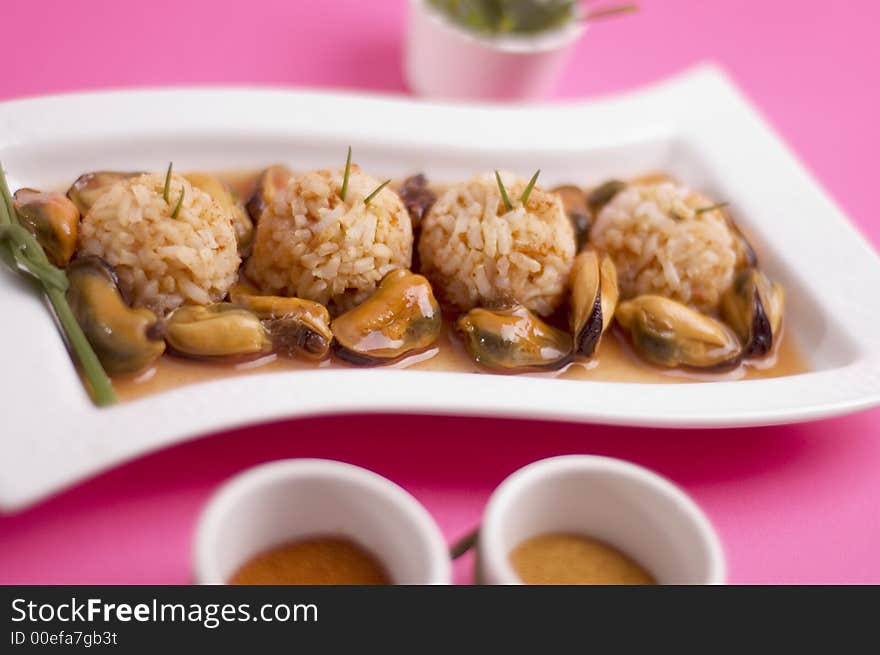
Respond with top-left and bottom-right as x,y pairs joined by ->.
552,185 -> 591,251
747,296 -> 773,357
66,256 -> 165,375
616,295 -> 742,369
720,268 -> 784,357
230,283 -> 333,360
399,174 -> 437,228
330,269 -> 442,365
586,180 -> 627,216
569,250 -> 619,358
165,303 -> 271,360
457,304 -> 572,372
245,165 -> 291,223
729,220 -> 758,270
13,188 -> 80,268
66,171 -> 141,216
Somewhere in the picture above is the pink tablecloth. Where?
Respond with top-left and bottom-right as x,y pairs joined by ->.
1,0 -> 879,584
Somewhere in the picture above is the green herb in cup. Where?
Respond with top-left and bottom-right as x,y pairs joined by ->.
427,0 -> 637,35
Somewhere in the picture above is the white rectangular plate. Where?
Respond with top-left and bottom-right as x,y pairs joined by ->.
2,65 -> 879,511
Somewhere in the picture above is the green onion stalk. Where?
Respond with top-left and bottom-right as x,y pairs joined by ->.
695,202 -> 730,216
520,169 -> 540,205
364,179 -> 391,206
339,146 -> 352,201
495,169 -> 541,211
0,163 -> 116,405
495,170 -> 513,212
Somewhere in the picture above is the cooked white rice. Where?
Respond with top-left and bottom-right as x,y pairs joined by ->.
589,182 -> 742,312
417,171 -> 575,316
245,165 -> 413,314
78,172 -> 240,315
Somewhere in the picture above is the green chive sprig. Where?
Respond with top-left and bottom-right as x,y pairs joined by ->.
520,169 -> 541,205
0,163 -> 116,406
339,146 -> 352,201
695,201 -> 729,215
364,179 -> 391,206
163,162 -> 173,203
495,170 -> 513,212
171,188 -> 185,219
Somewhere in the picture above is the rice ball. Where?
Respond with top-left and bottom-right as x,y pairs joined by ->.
589,182 -> 747,312
245,165 -> 413,314
78,172 -> 240,315
417,171 -> 575,316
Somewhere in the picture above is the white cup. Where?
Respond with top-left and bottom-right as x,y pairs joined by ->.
193,459 -> 451,584
477,455 -> 725,584
404,0 -> 585,101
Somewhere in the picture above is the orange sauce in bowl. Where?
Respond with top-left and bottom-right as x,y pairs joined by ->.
228,537 -> 390,585
510,533 -> 656,585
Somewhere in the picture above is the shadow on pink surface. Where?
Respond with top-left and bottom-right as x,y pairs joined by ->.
2,410 -> 878,584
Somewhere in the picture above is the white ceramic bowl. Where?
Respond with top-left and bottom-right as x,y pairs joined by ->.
193,459 -> 451,584
477,455 -> 725,584
405,0 -> 584,100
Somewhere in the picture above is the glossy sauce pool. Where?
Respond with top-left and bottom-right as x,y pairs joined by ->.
115,320 -> 809,402
107,169 -> 811,402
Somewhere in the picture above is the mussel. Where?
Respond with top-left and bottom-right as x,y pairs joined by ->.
720,268 -> 784,357
552,185 -> 591,251
245,165 -> 291,222
586,179 -> 627,216
66,171 -> 140,215
229,283 -> 333,360
569,250 -> 619,358
399,174 -> 437,228
330,269 -> 442,365
165,303 -> 271,360
13,189 -> 80,267
66,256 -> 165,374
457,304 -> 572,372
615,295 -> 742,369
185,173 -> 254,257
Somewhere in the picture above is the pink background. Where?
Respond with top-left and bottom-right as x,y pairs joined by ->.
1,0 -> 879,584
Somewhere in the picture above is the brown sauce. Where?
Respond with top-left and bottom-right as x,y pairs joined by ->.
228,537 -> 390,585
510,533 -> 656,585
88,169 -> 811,402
